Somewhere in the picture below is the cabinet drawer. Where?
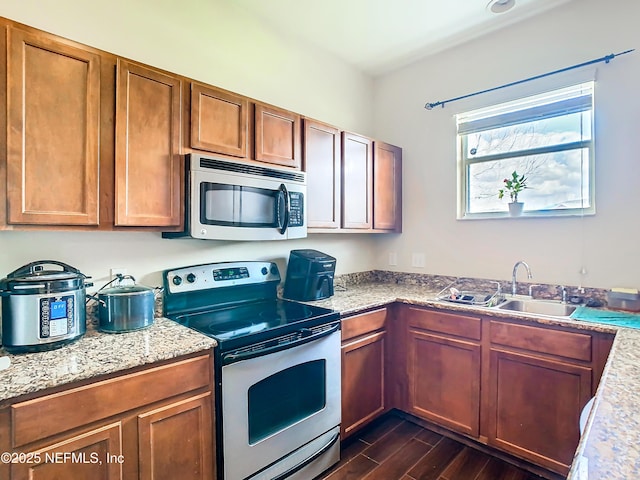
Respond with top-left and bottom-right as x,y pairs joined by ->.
342,308 -> 387,342
405,307 -> 481,341
490,321 -> 592,362
11,354 -> 211,448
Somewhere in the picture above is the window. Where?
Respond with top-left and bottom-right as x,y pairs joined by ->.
457,82 -> 594,218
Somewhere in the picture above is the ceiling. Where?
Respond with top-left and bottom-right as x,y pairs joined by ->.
233,0 -> 573,76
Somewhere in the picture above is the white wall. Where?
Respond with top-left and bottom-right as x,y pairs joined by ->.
4,0 -> 638,291
373,0 -> 640,289
0,0 -> 373,131
0,0 -> 377,288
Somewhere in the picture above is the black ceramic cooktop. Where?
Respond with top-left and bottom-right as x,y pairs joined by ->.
171,299 -> 338,350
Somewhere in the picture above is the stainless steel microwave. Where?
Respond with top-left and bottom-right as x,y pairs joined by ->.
163,154 -> 306,241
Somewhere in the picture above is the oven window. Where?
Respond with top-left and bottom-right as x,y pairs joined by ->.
248,360 -> 326,444
200,183 -> 280,227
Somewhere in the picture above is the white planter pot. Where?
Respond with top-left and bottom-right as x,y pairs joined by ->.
508,202 -> 524,217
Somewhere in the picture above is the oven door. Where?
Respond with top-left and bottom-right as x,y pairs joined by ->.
221,329 -> 340,480
190,163 -> 306,241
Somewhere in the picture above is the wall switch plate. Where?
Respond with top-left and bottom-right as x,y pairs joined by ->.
411,253 -> 425,268
110,268 -> 127,280
388,252 -> 398,266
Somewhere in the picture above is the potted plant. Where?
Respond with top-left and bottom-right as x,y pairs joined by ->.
498,171 -> 527,216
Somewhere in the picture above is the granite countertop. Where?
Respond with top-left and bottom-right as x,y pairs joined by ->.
307,281 -> 639,480
1,279 -> 636,478
0,318 -> 217,404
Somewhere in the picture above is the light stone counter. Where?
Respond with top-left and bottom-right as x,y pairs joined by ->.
0,318 -> 217,404
2,278 -> 636,478
306,281 -> 637,480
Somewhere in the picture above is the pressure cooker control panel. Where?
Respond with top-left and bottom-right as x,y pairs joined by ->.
39,295 -> 75,338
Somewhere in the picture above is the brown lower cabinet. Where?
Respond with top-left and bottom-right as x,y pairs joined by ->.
10,422 -> 123,480
487,348 -> 591,472
485,319 -> 610,473
0,352 -> 215,480
404,307 -> 482,437
345,304 -> 614,477
341,308 -> 388,439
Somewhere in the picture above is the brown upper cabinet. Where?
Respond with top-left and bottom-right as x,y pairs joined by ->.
341,132 -> 373,229
114,59 -> 182,227
305,126 -> 403,234
1,16 -> 401,233
6,27 -> 100,226
190,82 -> 248,158
254,103 -> 301,169
303,119 -> 341,229
373,141 -> 402,232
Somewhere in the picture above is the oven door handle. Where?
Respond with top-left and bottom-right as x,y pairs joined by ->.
271,431 -> 340,480
222,322 -> 340,364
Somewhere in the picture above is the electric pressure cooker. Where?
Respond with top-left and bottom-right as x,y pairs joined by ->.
0,260 -> 89,353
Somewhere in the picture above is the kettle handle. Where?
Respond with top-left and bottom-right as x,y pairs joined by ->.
6,260 -> 84,279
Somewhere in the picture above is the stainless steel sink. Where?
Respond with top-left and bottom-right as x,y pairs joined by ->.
495,298 -> 577,318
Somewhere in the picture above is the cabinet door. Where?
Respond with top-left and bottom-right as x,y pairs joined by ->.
115,59 -> 182,227
487,348 -> 592,474
341,331 -> 386,439
0,24 -> 7,226
191,83 -> 247,157
6,27 -> 100,225
303,119 -> 341,229
341,132 -> 372,229
373,141 -> 402,232
138,393 -> 214,480
407,329 -> 481,437
11,423 -> 123,480
254,104 -> 301,168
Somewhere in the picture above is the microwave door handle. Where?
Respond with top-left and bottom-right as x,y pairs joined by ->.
278,183 -> 291,235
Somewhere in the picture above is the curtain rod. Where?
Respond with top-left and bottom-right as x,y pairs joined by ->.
424,49 -> 635,110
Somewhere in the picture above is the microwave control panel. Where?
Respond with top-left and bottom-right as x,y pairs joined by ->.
289,192 -> 304,227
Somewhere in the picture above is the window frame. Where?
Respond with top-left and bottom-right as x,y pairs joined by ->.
456,82 -> 596,220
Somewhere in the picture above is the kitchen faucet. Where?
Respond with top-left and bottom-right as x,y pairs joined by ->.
511,261 -> 532,296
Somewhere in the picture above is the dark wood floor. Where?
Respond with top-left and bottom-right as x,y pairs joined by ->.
320,414 -> 556,480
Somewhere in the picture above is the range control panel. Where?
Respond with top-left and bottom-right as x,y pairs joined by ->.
163,261 -> 280,294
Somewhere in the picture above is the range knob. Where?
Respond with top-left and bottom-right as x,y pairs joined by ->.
172,275 -> 182,286
186,273 -> 197,283
261,267 -> 268,275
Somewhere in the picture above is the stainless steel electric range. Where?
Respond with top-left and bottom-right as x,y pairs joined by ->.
162,261 -> 341,480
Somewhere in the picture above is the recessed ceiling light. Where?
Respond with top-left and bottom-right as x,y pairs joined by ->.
487,0 -> 516,13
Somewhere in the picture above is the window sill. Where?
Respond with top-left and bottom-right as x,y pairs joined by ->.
458,209 -> 596,220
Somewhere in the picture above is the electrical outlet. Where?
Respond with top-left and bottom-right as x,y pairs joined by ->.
411,253 -> 425,268
388,252 -> 398,266
110,268 -> 127,280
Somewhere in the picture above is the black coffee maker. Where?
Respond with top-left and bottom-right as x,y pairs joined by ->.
283,249 -> 336,301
